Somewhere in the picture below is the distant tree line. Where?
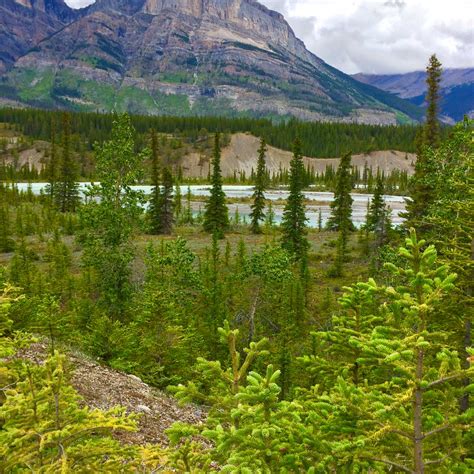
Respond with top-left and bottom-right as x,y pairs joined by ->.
0,107 -> 427,158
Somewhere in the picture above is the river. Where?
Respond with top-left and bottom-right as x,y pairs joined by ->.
13,183 -> 407,228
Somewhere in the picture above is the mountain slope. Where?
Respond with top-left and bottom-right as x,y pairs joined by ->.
353,68 -> 474,122
0,0 -> 80,73
179,132 -> 416,179
0,0 -> 423,124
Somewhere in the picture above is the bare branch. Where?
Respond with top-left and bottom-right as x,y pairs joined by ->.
425,455 -> 450,466
364,457 -> 414,473
424,372 -> 466,390
422,424 -> 451,439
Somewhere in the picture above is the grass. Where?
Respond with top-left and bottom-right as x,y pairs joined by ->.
13,69 -> 55,106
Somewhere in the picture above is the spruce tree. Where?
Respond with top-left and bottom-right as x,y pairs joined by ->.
45,117 -> 58,201
423,120 -> 473,416
174,183 -> 182,223
281,138 -> 308,260
327,152 -> 354,232
404,55 -> 443,229
424,54 -> 443,148
0,205 -> 14,253
55,113 -> 79,213
367,175 -> 392,248
301,230 -> 473,472
250,138 -> 268,234
156,167 -> 174,234
148,129 -> 162,235
183,186 -> 194,225
0,351 -> 138,471
203,133 -> 229,239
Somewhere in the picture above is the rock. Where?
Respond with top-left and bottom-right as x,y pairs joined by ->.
0,0 -> 81,73
0,0 -> 422,123
128,374 -> 144,383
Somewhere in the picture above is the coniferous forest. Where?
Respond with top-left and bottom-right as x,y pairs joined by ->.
0,56 -> 473,473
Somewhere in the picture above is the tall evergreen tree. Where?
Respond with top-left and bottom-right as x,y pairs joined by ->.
301,230 -> 473,472
281,139 -> 308,260
156,167 -> 174,235
203,133 -> 229,239
404,55 -> 443,229
55,113 -> 79,213
367,176 -> 392,255
148,129 -> 162,234
424,54 -> 443,148
0,205 -> 13,253
326,152 -> 354,232
45,117 -> 58,201
174,183 -> 182,222
250,138 -> 268,234
423,119 -> 473,417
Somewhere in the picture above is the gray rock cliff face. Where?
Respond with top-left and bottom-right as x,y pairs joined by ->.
0,0 -> 80,72
1,0 -> 422,123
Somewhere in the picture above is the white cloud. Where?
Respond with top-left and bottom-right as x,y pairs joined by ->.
66,0 -> 94,6
259,0 -> 474,73
64,0 -> 474,74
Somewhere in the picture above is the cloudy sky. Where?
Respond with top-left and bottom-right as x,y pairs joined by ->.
65,0 -> 474,74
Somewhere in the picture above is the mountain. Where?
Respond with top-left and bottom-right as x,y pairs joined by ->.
0,0 -> 423,124
352,68 -> 474,123
0,0 -> 81,73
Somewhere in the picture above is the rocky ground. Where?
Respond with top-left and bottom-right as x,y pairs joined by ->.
1,129 -> 416,179
17,342 -> 205,446
180,132 -> 416,178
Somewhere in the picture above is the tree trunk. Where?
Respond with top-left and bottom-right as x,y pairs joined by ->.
414,348 -> 424,473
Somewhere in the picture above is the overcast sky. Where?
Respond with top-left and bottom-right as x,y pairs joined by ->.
65,0 -> 474,74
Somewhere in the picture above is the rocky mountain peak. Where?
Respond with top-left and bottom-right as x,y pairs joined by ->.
11,0 -> 75,17
0,0 -> 79,72
0,0 -> 423,124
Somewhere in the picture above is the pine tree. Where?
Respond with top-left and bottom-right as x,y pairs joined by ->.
329,224 -> 349,277
55,113 -> 79,213
327,152 -> 354,231
183,186 -> 194,224
423,119 -> 473,416
0,351 -> 138,472
250,138 -> 268,234
366,175 -> 392,249
302,230 -> 473,472
0,205 -> 14,253
281,138 -> 308,260
367,175 -> 385,232
45,117 -> 58,201
203,134 -> 229,239
404,55 -> 443,229
424,54 -> 443,148
174,183 -> 182,223
148,129 -> 162,234
167,324 -> 316,471
156,167 -> 174,234
264,201 -> 275,231
301,278 -> 383,390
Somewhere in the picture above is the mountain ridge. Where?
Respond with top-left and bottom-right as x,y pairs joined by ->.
352,68 -> 474,123
1,0 -> 423,124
